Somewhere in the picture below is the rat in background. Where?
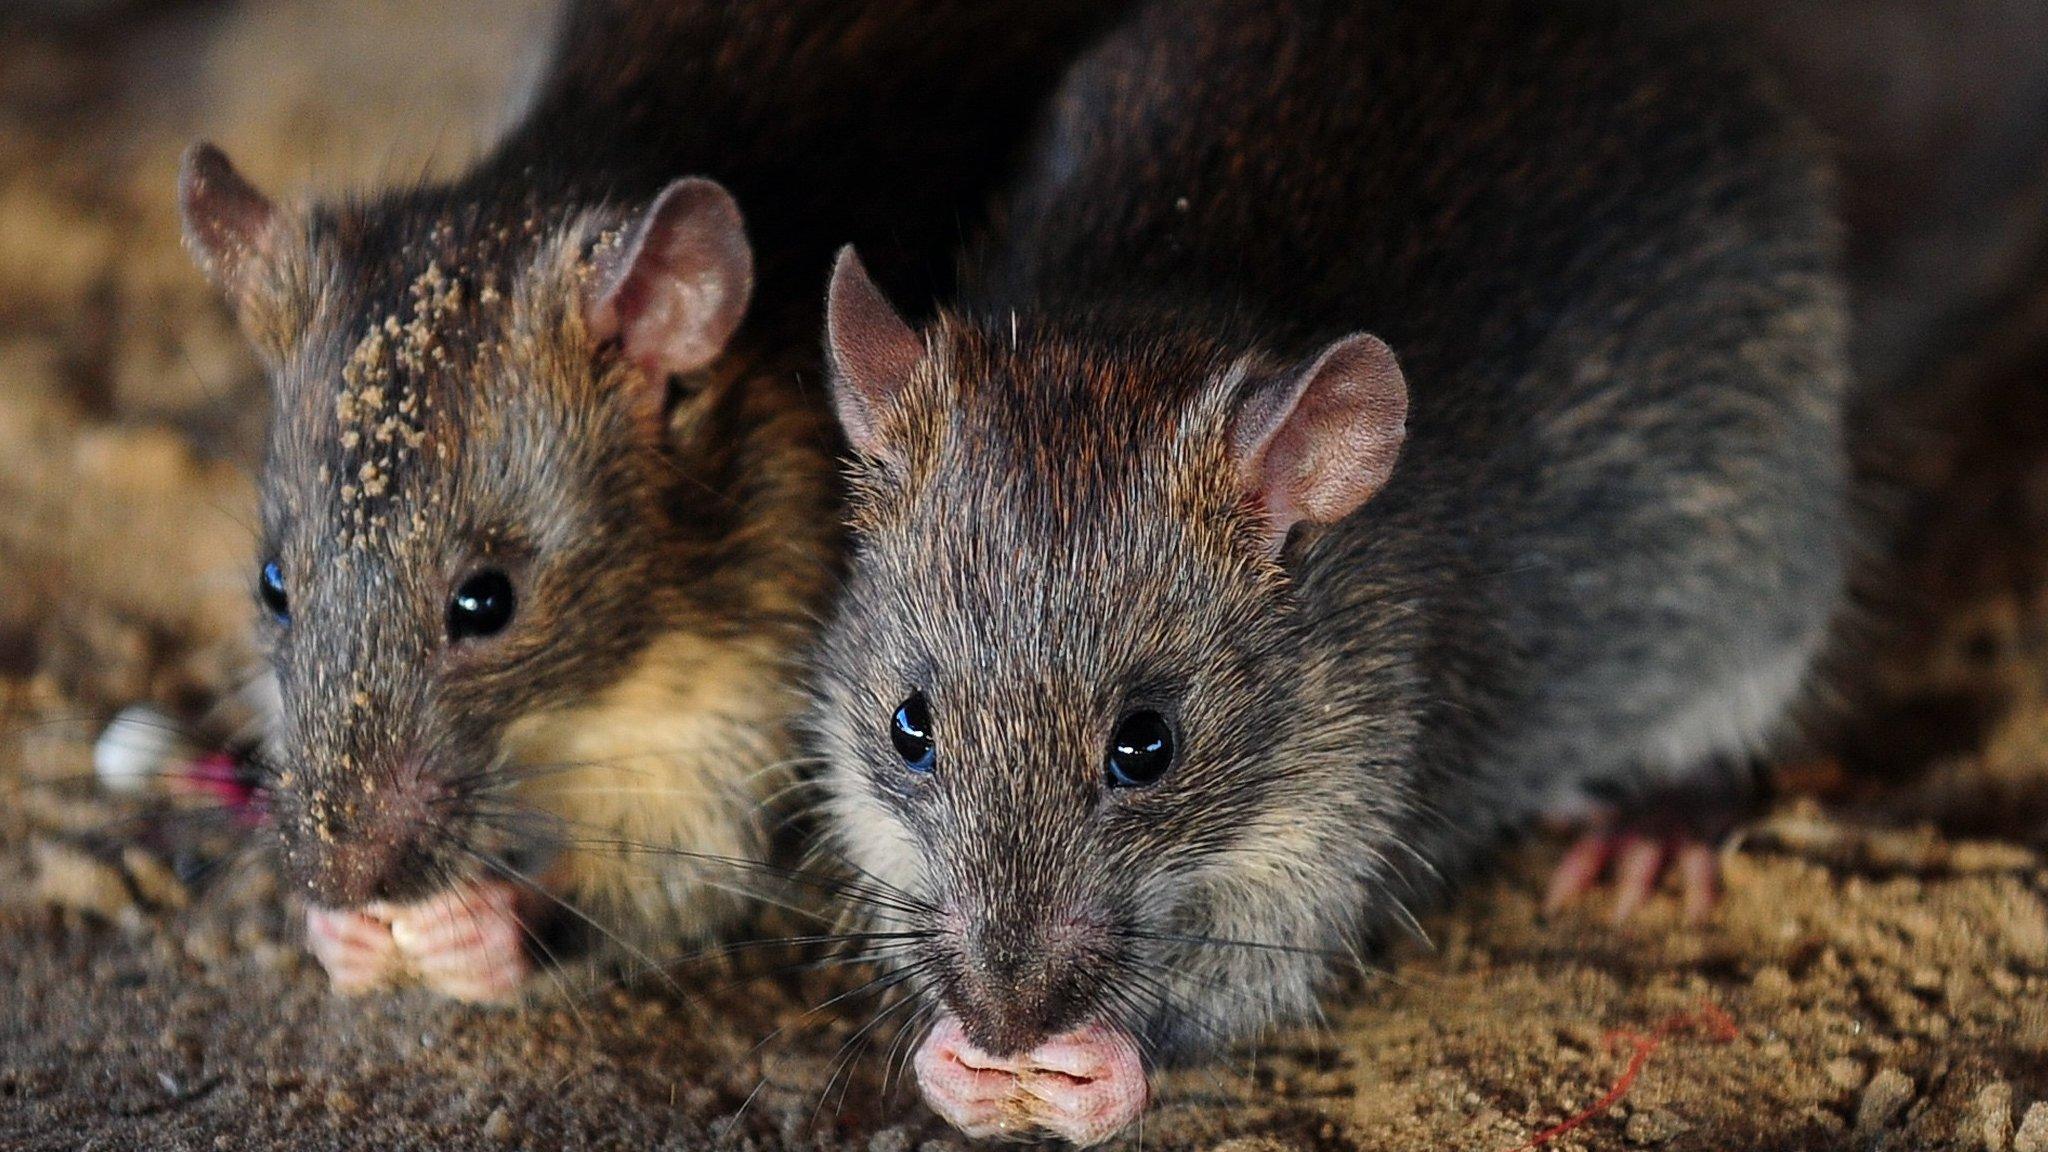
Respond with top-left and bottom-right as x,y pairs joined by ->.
176,0 -> 1125,1002
810,0 -> 1847,1141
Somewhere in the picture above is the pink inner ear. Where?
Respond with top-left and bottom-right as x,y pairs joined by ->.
1236,333 -> 1408,553
590,177 -> 753,384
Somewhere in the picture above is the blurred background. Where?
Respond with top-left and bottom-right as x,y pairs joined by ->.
3,2 -> 2048,1148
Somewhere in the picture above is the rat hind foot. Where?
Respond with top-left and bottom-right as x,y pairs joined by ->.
1541,770 -> 1764,926
1543,828 -> 1721,925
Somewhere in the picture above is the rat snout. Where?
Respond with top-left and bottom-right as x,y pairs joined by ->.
943,909 -> 1116,1059
278,767 -> 445,907
914,1014 -> 1148,1146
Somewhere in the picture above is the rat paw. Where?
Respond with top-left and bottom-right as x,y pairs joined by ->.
306,905 -> 406,994
380,878 -> 535,1004
1542,827 -> 1722,926
1540,772 -> 1763,925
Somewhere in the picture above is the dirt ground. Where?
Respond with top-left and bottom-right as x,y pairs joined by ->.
5,3 -> 2048,1150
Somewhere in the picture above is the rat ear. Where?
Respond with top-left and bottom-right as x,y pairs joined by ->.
825,246 -> 924,462
179,142 -> 283,311
588,177 -> 754,383
1228,333 -> 1408,555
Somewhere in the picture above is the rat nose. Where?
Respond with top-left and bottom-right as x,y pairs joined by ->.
951,912 -> 1111,1057
278,771 -> 441,907
291,835 -> 406,907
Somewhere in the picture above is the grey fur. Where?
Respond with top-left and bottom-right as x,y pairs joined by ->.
813,0 -> 1849,1067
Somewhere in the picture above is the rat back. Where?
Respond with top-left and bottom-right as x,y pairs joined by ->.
810,0 -> 1849,1134
482,0 -> 1130,329
977,0 -> 1848,892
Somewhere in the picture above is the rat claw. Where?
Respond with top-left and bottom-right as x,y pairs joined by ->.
1608,834 -> 1668,924
1677,841 -> 1719,926
306,906 -> 403,995
1543,832 -> 1617,916
1543,772 -> 1756,925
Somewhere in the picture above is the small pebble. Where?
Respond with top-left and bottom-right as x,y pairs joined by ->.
1624,1109 -> 1691,1145
182,923 -> 233,968
324,1088 -> 360,1116
31,840 -> 132,919
1825,1057 -> 1867,1092
121,847 -> 188,910
868,1126 -> 913,1152
1749,966 -> 1793,997
1855,1069 -> 1914,1138
481,1107 -> 515,1141
1976,1083 -> 2014,1152
2015,1103 -> 2048,1152
1800,1105 -> 1846,1134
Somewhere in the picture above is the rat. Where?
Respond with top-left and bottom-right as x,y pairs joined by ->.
175,0 -> 1128,1003
808,0 -> 1849,1141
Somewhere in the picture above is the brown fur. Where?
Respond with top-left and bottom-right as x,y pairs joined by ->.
180,0 -> 1129,971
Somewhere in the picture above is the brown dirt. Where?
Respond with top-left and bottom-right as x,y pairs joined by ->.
4,4 -> 2048,1150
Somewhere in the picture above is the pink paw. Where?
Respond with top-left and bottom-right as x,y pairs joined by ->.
915,1016 -> 1149,1147
1542,828 -> 1721,926
381,879 -> 533,1003
305,878 -> 534,1003
306,904 -> 405,994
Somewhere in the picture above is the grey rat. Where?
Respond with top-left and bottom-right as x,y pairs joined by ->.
809,0 -> 1848,1141
176,0 -> 1127,1001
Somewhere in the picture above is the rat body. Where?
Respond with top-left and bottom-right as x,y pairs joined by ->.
177,0 -> 1126,1001
812,0 -> 1847,1141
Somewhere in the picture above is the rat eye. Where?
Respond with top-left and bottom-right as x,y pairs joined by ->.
448,570 -> 516,642
1107,710 -> 1173,787
890,692 -> 935,774
258,559 -> 289,624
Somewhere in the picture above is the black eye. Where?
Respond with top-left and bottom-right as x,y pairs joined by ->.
1107,710 -> 1173,787
448,570 -> 517,641
258,559 -> 289,624
890,692 -> 935,774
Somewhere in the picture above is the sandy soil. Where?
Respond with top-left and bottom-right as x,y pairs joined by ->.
4,4 -> 2048,1150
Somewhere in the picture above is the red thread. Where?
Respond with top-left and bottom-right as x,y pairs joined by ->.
173,751 -> 269,829
1497,1003 -> 1736,1152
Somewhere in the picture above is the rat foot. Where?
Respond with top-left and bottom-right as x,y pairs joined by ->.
1541,773 -> 1762,925
306,877 -> 537,1002
1543,828 -> 1721,925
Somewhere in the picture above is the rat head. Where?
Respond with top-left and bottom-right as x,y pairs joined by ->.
812,252 -> 1412,1144
180,144 -> 789,912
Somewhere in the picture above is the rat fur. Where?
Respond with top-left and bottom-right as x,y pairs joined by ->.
177,0 -> 1127,992
811,0 -> 1849,1128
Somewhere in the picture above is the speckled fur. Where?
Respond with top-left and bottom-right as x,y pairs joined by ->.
814,0 -> 1849,1061
190,0 -> 1129,955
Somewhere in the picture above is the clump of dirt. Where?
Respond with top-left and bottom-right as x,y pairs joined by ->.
3,4 -> 2048,1151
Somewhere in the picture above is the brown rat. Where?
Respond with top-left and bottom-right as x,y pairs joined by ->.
809,0 -> 1848,1141
176,0 -> 1128,1001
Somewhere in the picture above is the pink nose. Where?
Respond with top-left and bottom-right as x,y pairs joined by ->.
913,1015 -> 1148,1146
